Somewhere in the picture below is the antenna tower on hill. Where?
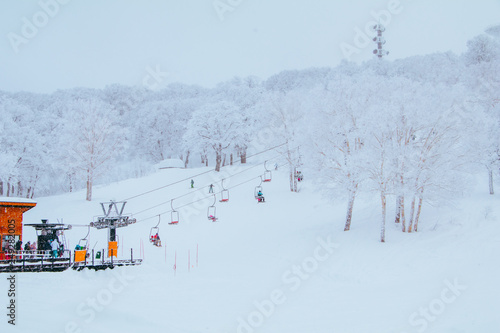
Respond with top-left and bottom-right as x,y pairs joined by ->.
372,23 -> 389,59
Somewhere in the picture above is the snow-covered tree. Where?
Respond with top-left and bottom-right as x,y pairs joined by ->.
184,101 -> 245,172
462,30 -> 500,194
212,76 -> 263,164
0,95 -> 40,198
308,73 -> 371,231
134,100 -> 187,163
262,89 -> 306,192
59,98 -> 122,201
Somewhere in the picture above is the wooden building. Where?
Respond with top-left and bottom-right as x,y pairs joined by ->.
0,198 -> 36,260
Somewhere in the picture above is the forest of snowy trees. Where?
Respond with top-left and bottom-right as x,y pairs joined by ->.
1,26 -> 499,241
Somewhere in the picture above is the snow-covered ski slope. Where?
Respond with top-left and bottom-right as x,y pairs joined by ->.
1,164 -> 499,333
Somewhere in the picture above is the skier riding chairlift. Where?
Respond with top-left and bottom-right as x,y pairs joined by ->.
257,190 -> 265,203
296,171 -> 303,182
151,233 -> 161,247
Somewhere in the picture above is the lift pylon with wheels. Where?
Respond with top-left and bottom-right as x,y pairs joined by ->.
74,201 -> 141,271
91,201 -> 136,258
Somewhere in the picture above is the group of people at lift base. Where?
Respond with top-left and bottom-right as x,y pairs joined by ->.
3,238 -> 64,260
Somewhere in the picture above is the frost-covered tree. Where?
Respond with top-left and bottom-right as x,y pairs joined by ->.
184,101 -> 245,172
134,100 -> 187,163
0,95 -> 39,197
59,98 -> 122,201
462,30 -> 500,194
212,76 -> 263,164
262,89 -> 306,192
366,122 -> 394,243
308,74 -> 372,231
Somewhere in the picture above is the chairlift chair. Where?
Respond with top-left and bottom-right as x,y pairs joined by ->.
77,227 -> 90,249
296,170 -> 303,182
220,179 -> 229,202
75,226 -> 90,263
254,176 -> 265,203
263,161 -> 272,182
149,215 -> 162,247
169,200 -> 179,225
263,171 -> 272,182
254,185 -> 263,199
208,194 -> 218,222
220,190 -> 229,202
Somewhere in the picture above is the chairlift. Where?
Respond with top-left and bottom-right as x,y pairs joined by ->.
208,194 -> 218,222
77,225 -> 90,249
263,161 -> 272,182
75,225 -> 90,263
169,200 -> 179,225
220,179 -> 229,202
254,176 -> 263,197
296,170 -> 303,182
254,176 -> 265,203
149,215 -> 162,247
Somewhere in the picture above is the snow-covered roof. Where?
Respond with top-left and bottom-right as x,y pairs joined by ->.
157,159 -> 184,169
0,197 -> 37,204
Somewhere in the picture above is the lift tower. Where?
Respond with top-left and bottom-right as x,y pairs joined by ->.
372,23 -> 389,59
90,201 -> 136,257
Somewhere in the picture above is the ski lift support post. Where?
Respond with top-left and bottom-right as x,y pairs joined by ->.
90,201 -> 136,257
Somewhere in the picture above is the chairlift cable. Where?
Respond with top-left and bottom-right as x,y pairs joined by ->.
129,155 -> 286,217
134,161 -> 289,223
121,142 -> 289,202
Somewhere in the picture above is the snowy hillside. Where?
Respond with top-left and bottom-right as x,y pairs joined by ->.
1,164 -> 498,333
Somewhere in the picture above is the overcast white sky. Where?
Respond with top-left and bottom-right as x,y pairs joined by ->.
0,0 -> 499,93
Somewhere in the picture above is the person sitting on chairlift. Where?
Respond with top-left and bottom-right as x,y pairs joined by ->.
257,190 -> 265,202
152,233 -> 161,246
296,171 -> 303,182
